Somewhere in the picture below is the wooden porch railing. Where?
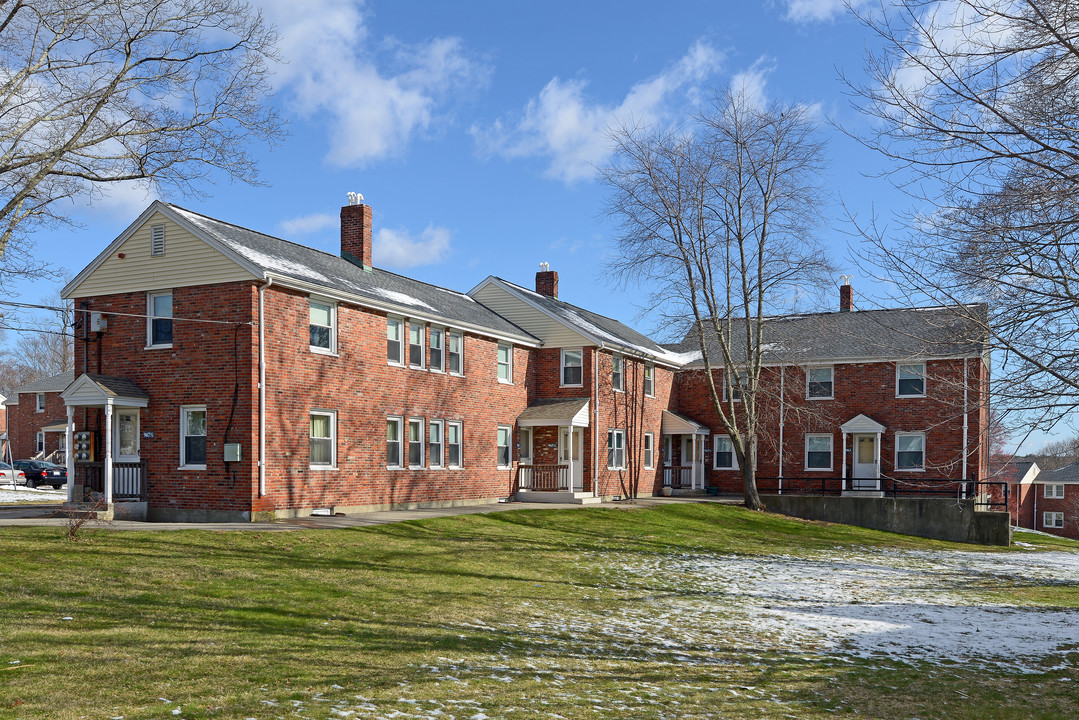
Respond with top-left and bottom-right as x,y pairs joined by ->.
74,460 -> 148,501
518,464 -> 570,492
663,466 -> 693,489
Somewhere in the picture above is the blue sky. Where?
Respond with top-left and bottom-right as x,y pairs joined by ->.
5,0 -> 1063,450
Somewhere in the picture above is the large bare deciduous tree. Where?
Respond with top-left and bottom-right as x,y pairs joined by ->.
845,0 -> 1079,430
602,90 -> 833,509
0,0 -> 282,283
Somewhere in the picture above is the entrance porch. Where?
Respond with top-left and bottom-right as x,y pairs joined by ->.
660,410 -> 710,493
515,398 -> 599,504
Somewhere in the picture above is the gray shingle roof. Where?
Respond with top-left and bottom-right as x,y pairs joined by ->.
667,305 -> 989,365
1041,461 -> 1079,484
517,398 -> 590,424
82,374 -> 150,400
9,370 -> 75,395
169,205 -> 538,344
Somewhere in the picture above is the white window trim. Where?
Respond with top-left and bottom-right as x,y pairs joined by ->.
408,321 -> 426,370
36,431 -> 45,454
612,353 -> 624,393
607,429 -> 626,470
497,343 -> 513,384
1044,484 -> 1066,499
806,366 -> 834,400
429,420 -> 445,469
561,348 -> 584,388
35,393 -> 45,412
386,416 -> 404,469
309,410 -> 337,470
179,404 -> 208,470
644,363 -> 655,398
896,362 -> 927,398
497,425 -> 512,469
722,370 -> 746,401
644,432 -> 654,469
894,431 -> 926,472
1044,511 -> 1064,529
387,317 -> 405,367
448,331 -> 464,376
146,291 -> 173,349
713,434 -> 738,470
804,433 -> 833,471
429,327 -> 445,373
447,420 -> 463,469
308,298 -> 337,356
408,417 -> 425,469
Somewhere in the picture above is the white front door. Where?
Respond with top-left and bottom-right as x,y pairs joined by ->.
852,434 -> 877,489
114,409 -> 140,462
559,427 -> 584,491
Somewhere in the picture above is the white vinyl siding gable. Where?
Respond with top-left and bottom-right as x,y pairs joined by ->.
469,284 -> 592,348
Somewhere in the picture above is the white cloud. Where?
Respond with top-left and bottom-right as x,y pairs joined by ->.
373,225 -> 451,268
259,0 -> 488,167
730,56 -> 777,109
472,40 -> 724,183
80,179 -> 158,220
278,212 -> 337,236
782,0 -> 868,23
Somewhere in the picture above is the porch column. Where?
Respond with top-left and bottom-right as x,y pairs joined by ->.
874,432 -> 882,491
104,400 -> 114,505
691,434 -> 698,490
65,405 -> 74,503
841,432 -> 847,491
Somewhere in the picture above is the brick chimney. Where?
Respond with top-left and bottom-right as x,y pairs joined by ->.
341,193 -> 372,269
839,279 -> 853,312
535,262 -> 558,298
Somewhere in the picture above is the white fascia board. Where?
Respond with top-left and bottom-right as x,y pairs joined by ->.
680,353 -> 984,371
267,273 -> 541,348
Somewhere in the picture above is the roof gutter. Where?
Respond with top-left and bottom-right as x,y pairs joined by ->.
258,277 -> 272,498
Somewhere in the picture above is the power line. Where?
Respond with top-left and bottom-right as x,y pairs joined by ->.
0,299 -> 257,326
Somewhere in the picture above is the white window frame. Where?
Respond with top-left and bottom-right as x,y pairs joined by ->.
723,370 -> 746,401
897,362 -> 927,398
308,298 -> 337,355
448,331 -> 464,375
146,291 -> 173,349
1045,484 -> 1066,499
35,393 -> 45,412
36,431 -> 45,454
387,317 -> 404,366
429,327 -> 445,373
309,410 -> 337,470
644,363 -> 655,398
179,405 -> 208,470
386,416 -> 404,469
561,348 -> 583,387
497,425 -> 512,469
895,431 -> 926,471
806,366 -> 834,400
713,434 -> 737,470
612,354 -> 624,392
497,343 -> 513,384
519,427 -> 532,465
804,433 -> 833,471
408,418 -> 425,469
428,420 -> 444,469
150,223 -> 166,256
644,432 -> 654,469
446,421 -> 463,469
408,322 -> 425,369
1044,511 -> 1064,529
607,429 -> 626,470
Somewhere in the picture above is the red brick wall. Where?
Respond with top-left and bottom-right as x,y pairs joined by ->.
1015,483 -> 1079,539
6,391 -> 67,460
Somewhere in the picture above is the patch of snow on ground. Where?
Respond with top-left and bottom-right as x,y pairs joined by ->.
0,486 -> 65,503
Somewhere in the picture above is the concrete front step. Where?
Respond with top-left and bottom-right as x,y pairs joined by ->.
517,491 -> 602,505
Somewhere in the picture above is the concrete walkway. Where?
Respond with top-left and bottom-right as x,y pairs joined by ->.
0,495 -> 743,532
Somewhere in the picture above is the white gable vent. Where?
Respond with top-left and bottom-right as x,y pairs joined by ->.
150,224 -> 165,256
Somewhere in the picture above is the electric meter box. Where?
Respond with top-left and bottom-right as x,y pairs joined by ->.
223,443 -> 242,462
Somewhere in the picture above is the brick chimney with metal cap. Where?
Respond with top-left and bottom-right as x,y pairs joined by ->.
536,262 -> 558,298
839,275 -> 854,312
341,191 -> 373,269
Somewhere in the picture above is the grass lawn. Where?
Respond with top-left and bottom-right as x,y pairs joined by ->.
0,503 -> 1076,719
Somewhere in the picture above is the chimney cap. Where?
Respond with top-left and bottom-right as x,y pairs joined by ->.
346,191 -> 364,206
539,261 -> 550,272
840,274 -> 853,286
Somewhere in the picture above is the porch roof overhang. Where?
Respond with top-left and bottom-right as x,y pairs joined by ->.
661,410 -> 710,436
517,397 -> 590,427
61,373 -> 149,409
840,413 -> 886,434
41,419 -> 68,432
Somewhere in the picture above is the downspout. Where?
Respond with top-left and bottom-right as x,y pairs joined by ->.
593,346 -> 599,497
258,278 -> 273,498
778,365 -> 785,494
962,358 -> 969,484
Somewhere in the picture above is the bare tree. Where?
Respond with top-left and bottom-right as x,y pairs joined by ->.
0,0 -> 283,282
845,0 -> 1079,430
602,90 -> 833,510
14,293 -> 73,377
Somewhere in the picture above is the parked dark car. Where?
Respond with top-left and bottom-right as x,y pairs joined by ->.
12,460 -> 67,489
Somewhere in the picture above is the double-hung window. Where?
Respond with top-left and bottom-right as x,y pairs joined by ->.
1045,484 -> 1066,499
36,431 -> 45,454
644,432 -> 654,469
408,418 -> 424,469
562,349 -> 583,387
607,429 -> 625,470
448,332 -> 463,375
180,405 -> 207,469
447,421 -> 463,468
714,435 -> 736,470
807,367 -> 833,399
386,417 -> 403,468
497,344 -> 513,383
895,432 -> 925,470
147,291 -> 173,347
497,426 -> 512,468
309,411 -> 336,469
429,421 -> 444,468
897,363 -> 926,397
805,434 -> 832,470
430,328 -> 445,372
644,363 -> 655,397
1044,512 -> 1064,529
612,354 -> 624,392
409,323 -> 425,368
35,393 -> 45,412
309,299 -> 335,353
387,318 -> 404,365
519,427 -> 532,465
725,370 -> 747,401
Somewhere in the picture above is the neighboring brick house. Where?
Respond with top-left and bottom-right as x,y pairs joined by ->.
3,371 -> 75,463
1010,461 -> 1079,540
58,198 -> 990,521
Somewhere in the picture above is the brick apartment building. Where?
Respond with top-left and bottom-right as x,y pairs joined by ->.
3,370 -> 75,464
1006,460 -> 1079,540
56,198 -> 990,522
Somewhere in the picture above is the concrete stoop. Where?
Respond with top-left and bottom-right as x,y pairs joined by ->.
516,491 -> 602,505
